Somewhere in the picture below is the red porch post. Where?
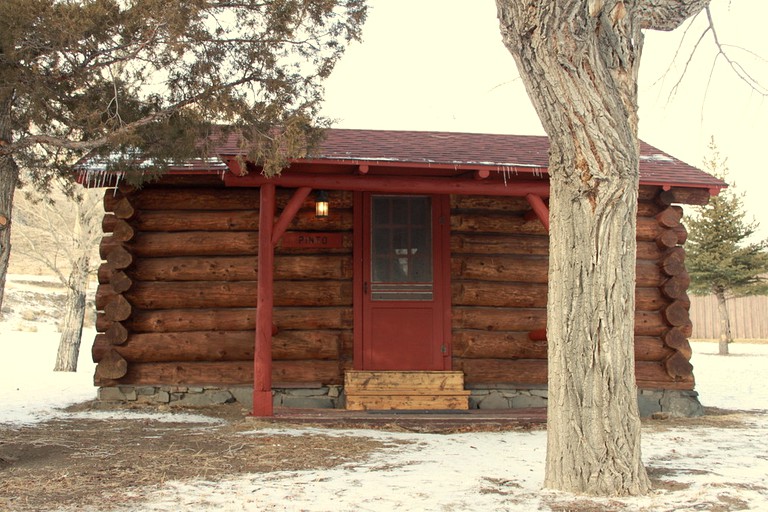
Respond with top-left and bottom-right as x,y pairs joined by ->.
253,183 -> 276,416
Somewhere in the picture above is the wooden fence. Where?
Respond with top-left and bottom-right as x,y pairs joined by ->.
689,294 -> 768,340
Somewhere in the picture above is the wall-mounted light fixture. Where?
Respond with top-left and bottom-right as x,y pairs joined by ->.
315,190 -> 329,218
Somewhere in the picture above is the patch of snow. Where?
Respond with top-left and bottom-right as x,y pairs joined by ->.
640,154 -> 675,163
2,306 -> 768,511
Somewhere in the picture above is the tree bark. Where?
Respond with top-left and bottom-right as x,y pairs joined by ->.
54,278 -> 87,371
54,216 -> 93,371
715,289 -> 732,355
495,0 -> 666,495
0,94 -> 19,314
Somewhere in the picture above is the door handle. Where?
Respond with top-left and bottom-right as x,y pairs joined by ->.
364,282 -> 368,294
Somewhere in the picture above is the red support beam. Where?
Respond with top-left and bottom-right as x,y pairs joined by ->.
271,187 -> 311,246
525,193 -> 550,232
224,172 -> 549,198
253,183 -> 276,416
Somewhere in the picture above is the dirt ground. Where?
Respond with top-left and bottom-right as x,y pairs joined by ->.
0,401 -> 404,512
0,402 -> 754,512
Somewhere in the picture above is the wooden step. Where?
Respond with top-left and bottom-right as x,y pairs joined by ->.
344,371 -> 470,411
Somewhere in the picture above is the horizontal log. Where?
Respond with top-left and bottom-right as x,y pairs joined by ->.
660,272 -> 691,300
131,232 -> 260,257
99,238 -> 133,267
453,307 -> 666,335
127,255 -> 352,282
104,322 -> 128,345
451,213 -> 548,235
664,351 -> 694,380
451,233 -> 550,256
636,360 -> 694,388
660,247 -> 686,277
655,229 -> 680,250
452,330 -> 548,359
94,349 -> 128,380
639,186 -> 712,206
95,283 -> 116,310
104,190 -> 135,218
457,358 -> 692,388
634,310 -> 666,336
450,195 -> 533,213
97,307 -> 352,333
105,295 -> 132,322
452,282 -> 548,308
150,173 -> 228,187
663,327 -> 693,359
668,187 -> 712,206
128,209 -> 352,233
637,241 -> 663,261
456,330 -> 672,362
654,189 -> 676,206
637,217 -> 687,243
124,281 -> 353,309
452,283 -> 666,310
634,336 -> 675,361
452,256 -> 548,284
126,185 -> 348,210
637,201 -> 663,217
103,189 -> 121,212
102,215 -> 135,242
110,271 -> 133,294
93,330 -> 342,363
662,300 -> 691,327
94,360 -> 342,386
121,187 -> 261,210
656,206 -> 683,228
457,358 -> 548,385
453,256 -> 665,288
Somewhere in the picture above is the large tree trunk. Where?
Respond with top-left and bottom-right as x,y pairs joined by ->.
496,0 -> 710,496
714,289 -> 732,356
496,1 -> 654,495
0,95 -> 19,315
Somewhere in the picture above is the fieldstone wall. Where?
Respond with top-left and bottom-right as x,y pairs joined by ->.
97,385 -> 703,418
97,385 -> 345,409
467,385 -> 549,409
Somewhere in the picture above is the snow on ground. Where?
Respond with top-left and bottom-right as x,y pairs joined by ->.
2,301 -> 768,510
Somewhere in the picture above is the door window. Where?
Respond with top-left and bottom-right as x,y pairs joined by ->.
370,195 -> 433,301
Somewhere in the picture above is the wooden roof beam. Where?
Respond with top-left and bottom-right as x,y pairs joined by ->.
525,193 -> 550,232
271,187 -> 312,246
224,171 -> 550,198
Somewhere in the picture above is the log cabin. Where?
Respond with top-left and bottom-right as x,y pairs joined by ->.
87,128 -> 725,417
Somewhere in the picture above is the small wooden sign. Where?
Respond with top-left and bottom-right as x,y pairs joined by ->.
281,232 -> 344,249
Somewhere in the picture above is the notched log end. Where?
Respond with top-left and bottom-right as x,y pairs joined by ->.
94,349 -> 128,380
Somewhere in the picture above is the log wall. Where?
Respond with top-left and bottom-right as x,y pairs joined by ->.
94,180 -> 353,387
93,180 -> 696,392
449,188 -> 695,390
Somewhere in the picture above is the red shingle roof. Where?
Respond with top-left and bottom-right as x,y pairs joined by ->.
303,128 -> 723,190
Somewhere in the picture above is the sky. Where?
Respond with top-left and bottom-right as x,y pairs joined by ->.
321,0 -> 768,240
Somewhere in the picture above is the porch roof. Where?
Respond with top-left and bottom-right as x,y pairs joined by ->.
217,128 -> 726,193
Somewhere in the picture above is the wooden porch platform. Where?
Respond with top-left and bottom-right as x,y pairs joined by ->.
251,407 -> 547,430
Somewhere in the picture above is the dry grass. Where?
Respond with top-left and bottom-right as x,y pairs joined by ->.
0,403 -> 399,512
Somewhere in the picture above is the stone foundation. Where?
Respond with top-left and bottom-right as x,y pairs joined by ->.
97,385 -> 345,410
97,385 -> 703,417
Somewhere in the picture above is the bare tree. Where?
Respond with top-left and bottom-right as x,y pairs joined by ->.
494,0 -> 717,496
13,180 -> 102,371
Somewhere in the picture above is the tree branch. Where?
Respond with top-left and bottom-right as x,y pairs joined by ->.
636,0 -> 711,31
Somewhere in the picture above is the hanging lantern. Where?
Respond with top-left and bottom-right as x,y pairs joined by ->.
315,190 -> 329,218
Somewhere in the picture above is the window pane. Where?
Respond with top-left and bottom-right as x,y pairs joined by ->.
370,195 -> 433,300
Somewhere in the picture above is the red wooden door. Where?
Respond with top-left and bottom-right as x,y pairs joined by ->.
359,194 -> 450,370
